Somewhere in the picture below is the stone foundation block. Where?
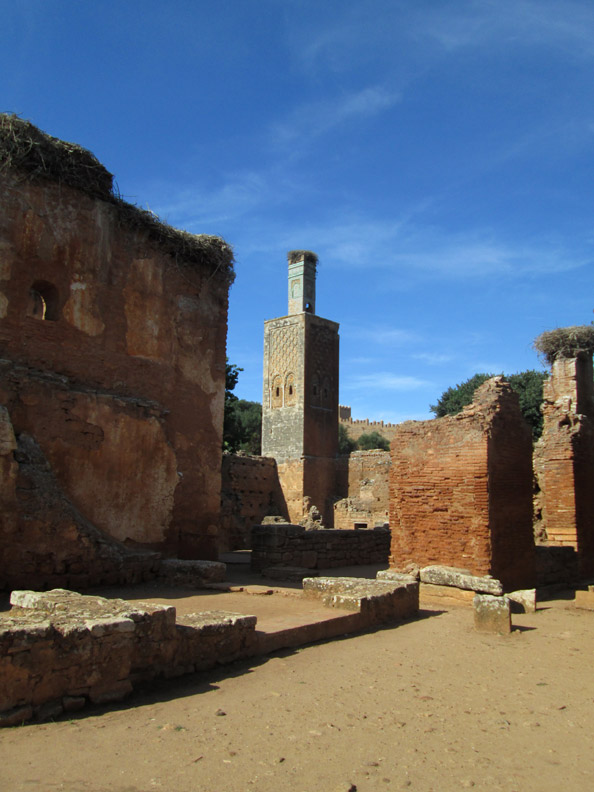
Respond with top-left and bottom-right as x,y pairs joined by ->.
507,589 -> 536,613
473,594 -> 511,634
303,577 -> 419,623
574,588 -> 594,611
158,559 -> 226,587
420,566 -> 503,595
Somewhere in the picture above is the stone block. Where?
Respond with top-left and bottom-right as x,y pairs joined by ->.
158,559 -> 226,587
507,589 -> 536,613
473,594 -> 511,634
376,570 -> 418,584
303,577 -> 419,623
574,589 -> 594,611
420,566 -> 503,595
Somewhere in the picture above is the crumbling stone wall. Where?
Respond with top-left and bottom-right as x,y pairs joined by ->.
334,450 -> 390,530
389,378 -> 535,592
219,454 -> 287,550
251,523 -> 390,571
0,589 -> 256,725
534,354 -> 594,577
0,120 -> 233,586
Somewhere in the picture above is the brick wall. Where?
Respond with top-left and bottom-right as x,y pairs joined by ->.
535,354 -> 594,577
389,378 -> 534,591
251,524 -> 390,571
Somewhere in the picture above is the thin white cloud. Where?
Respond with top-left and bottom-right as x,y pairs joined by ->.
346,326 -> 419,346
346,372 -> 431,391
412,352 -> 454,365
271,85 -> 400,148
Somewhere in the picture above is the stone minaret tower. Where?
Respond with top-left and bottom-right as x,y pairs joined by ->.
262,251 -> 339,524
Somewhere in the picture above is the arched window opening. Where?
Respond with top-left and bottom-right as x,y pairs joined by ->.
28,281 -> 59,321
285,373 -> 296,406
271,375 -> 283,408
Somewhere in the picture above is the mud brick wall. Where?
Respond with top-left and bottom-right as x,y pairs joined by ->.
220,455 -> 288,551
251,524 -> 390,571
0,589 -> 257,725
0,159 -> 232,580
334,450 -> 390,530
389,378 -> 535,591
535,354 -> 594,577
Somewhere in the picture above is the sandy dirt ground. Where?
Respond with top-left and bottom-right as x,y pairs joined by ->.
1,589 -> 594,792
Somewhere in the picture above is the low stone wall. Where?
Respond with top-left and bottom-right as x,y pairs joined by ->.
251,523 -> 390,571
0,589 -> 256,726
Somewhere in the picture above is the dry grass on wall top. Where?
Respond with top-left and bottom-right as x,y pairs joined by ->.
534,326 -> 594,366
0,113 -> 235,282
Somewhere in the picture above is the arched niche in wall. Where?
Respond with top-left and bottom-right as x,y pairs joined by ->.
285,372 -> 296,406
271,374 -> 283,408
27,280 -> 60,321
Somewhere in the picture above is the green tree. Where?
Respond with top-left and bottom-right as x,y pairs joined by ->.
430,373 -> 493,418
223,359 -> 243,452
338,423 -> 357,454
357,431 -> 390,451
430,370 -> 548,439
223,360 -> 263,453
232,399 -> 262,454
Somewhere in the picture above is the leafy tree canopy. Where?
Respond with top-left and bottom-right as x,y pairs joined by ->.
223,360 -> 263,453
338,423 -> 357,454
357,431 -> 391,451
430,370 -> 548,439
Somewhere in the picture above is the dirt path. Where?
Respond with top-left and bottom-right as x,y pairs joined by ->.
1,596 -> 594,792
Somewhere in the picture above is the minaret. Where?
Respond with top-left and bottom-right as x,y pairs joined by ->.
261,251 -> 339,524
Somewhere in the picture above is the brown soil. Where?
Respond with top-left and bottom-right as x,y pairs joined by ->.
1,589 -> 593,792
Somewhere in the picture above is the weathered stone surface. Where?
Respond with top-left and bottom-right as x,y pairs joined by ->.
420,566 -> 503,595
574,589 -> 594,611
0,589 -> 258,724
252,524 -> 390,571
420,584 -> 476,606
0,124 -> 233,588
303,577 -> 419,623
473,594 -> 511,634
376,569 -> 418,584
507,589 -> 537,613
158,559 -> 226,587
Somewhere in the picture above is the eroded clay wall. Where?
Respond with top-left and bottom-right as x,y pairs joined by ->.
389,378 -> 534,591
0,167 -> 230,576
220,455 -> 288,551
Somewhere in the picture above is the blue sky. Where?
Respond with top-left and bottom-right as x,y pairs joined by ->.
3,0 -> 594,422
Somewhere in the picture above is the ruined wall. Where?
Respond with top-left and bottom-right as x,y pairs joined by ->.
534,354 -> 594,577
0,589 -> 256,725
251,523 -> 390,571
219,455 -> 288,551
339,406 -> 399,444
334,450 -> 391,530
0,153 -> 231,579
389,378 -> 535,591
